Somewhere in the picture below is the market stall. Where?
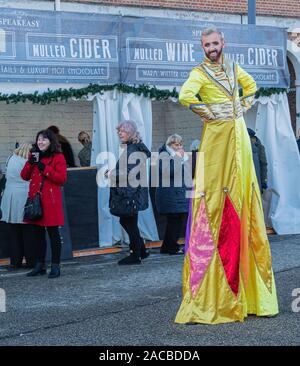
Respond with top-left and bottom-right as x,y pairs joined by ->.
0,7 -> 299,261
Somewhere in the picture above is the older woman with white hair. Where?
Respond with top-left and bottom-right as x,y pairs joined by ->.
0,143 -> 37,269
155,134 -> 191,255
108,120 -> 151,265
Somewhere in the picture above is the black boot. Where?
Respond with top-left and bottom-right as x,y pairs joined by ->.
26,262 -> 46,277
48,264 -> 60,278
129,247 -> 149,260
118,253 -> 141,265
141,250 -> 150,259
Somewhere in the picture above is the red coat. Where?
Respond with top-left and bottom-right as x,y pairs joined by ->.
21,153 -> 67,227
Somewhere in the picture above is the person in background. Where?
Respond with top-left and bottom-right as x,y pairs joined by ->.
48,125 -> 76,167
0,144 -> 37,269
21,129 -> 67,278
155,134 -> 191,255
78,131 -> 92,167
247,128 -> 268,193
108,120 -> 151,265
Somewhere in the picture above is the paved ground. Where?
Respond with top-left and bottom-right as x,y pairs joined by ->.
0,235 -> 300,346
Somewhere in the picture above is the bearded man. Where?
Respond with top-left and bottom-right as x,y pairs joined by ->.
175,27 -> 279,324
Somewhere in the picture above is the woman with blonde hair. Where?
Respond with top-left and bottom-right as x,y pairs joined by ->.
0,143 -> 37,269
78,131 -> 92,167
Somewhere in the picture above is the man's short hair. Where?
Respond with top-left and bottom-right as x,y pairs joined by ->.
201,27 -> 224,42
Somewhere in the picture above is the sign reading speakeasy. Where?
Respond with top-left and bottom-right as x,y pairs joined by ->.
121,17 -> 289,88
0,8 -> 120,84
0,8 -> 289,87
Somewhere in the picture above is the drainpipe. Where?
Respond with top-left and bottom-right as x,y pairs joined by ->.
248,0 -> 256,25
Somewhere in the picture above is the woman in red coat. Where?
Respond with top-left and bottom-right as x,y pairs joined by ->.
21,129 -> 67,278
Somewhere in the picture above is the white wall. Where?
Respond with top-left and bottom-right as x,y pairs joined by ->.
164,101 -> 203,150
0,99 -> 93,168
0,98 -> 202,168
152,100 -> 203,151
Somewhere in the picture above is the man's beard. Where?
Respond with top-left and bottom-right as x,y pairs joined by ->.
205,48 -> 223,62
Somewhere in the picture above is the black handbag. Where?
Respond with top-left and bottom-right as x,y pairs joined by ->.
23,192 -> 43,221
109,189 -> 138,217
23,166 -> 48,221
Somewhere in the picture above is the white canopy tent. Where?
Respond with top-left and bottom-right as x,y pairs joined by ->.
2,82 -> 299,240
1,82 -> 160,247
245,92 -> 300,234
90,91 -> 159,246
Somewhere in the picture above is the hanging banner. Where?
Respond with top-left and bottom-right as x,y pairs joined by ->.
0,8 -> 289,87
121,17 -> 289,88
0,8 -> 120,84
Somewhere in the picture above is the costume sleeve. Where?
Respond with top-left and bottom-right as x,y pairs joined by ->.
237,64 -> 257,113
179,69 -> 215,120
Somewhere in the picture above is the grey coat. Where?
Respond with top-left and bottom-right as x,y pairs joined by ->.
0,154 -> 29,223
78,142 -> 92,167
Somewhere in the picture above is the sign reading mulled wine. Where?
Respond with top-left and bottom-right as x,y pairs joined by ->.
0,8 -> 289,87
121,16 -> 289,88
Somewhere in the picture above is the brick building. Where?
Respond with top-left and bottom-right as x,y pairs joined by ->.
0,0 -> 300,167
62,0 -> 300,18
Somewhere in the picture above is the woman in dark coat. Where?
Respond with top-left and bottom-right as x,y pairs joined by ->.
21,129 -> 67,278
247,128 -> 268,193
155,134 -> 191,255
108,120 -> 151,265
48,125 -> 76,168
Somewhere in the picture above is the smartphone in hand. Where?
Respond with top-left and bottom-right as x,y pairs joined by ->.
32,152 -> 40,163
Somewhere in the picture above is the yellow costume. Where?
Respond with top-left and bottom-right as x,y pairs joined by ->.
176,56 -> 279,324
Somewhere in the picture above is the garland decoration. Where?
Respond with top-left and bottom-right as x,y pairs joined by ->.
0,83 -> 288,105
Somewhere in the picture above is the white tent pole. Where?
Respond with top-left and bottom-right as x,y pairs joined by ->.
54,0 -> 61,11
296,79 -> 300,135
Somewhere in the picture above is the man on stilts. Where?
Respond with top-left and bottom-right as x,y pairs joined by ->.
176,27 -> 279,324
